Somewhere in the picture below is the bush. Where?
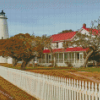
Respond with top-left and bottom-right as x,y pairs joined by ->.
65,61 -> 73,67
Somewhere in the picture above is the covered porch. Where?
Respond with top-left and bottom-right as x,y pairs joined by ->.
38,52 -> 85,67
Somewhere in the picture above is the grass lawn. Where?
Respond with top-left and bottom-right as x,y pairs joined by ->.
0,63 -> 100,83
0,76 -> 37,100
1,63 -> 100,72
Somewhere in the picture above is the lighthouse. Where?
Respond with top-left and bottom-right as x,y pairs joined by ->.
0,10 -> 9,63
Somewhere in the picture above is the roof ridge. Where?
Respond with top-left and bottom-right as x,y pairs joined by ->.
83,27 -> 100,30
52,31 -> 76,36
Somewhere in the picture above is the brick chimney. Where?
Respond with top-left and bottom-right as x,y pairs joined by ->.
82,23 -> 86,28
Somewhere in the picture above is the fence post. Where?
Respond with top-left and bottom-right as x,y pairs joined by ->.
72,79 -> 73,100
62,78 -> 65,100
49,75 -> 51,100
74,79 -> 76,100
95,83 -> 97,100
67,78 -> 69,100
79,80 -> 81,100
53,76 -> 56,99
60,77 -> 63,100
92,82 -> 94,100
99,84 -> 100,100
88,82 -> 90,100
58,77 -> 61,100
77,80 -> 79,100
37,74 -> 40,98
47,75 -> 49,100
69,79 -> 71,100
44,75 -> 47,100
82,81 -> 84,100
64,78 -> 67,100
41,74 -> 45,100
85,81 -> 87,100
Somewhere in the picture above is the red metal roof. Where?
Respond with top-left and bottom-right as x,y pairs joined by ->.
83,27 -> 100,35
43,24 -> 97,53
43,47 -> 89,53
50,25 -> 100,43
50,32 -> 76,42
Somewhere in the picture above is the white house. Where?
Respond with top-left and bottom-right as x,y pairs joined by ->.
0,10 -> 97,67
37,24 -> 97,67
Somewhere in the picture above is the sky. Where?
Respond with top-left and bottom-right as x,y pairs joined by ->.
0,0 -> 100,37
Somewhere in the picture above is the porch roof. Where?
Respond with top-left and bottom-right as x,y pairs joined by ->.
43,47 -> 89,53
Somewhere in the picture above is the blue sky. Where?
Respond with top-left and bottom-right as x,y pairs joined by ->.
0,0 -> 100,37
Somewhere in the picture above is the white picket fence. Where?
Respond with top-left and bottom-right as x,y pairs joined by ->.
0,66 -> 100,100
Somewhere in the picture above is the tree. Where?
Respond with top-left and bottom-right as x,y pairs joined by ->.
0,33 -> 48,70
58,29 -> 73,34
64,18 -> 100,67
44,36 -> 59,67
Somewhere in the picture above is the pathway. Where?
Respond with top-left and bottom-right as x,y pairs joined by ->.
69,71 -> 100,83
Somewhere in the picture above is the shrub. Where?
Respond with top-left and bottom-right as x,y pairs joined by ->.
65,61 -> 73,67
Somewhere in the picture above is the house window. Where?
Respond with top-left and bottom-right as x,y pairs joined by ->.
63,41 -> 66,47
59,53 -> 63,63
59,53 -> 63,59
64,53 -> 67,60
55,53 -> 58,59
43,54 -> 45,59
56,42 -> 58,48
80,54 -> 83,63
55,53 -> 58,62
72,52 -> 74,63
68,53 -> 71,62
77,53 -> 79,60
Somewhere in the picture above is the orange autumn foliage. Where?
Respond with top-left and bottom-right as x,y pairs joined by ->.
0,33 -> 50,69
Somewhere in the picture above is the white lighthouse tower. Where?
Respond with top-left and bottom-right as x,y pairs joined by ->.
0,10 -> 9,63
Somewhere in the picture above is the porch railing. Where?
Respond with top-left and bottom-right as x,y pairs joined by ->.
39,58 -> 84,64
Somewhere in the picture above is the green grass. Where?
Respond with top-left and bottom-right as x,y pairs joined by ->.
1,63 -> 100,72
5,66 -> 21,70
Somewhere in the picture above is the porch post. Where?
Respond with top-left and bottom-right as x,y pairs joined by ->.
54,56 -> 55,66
45,54 -> 46,63
51,54 -> 52,61
74,52 -> 75,63
82,53 -> 83,63
71,52 -> 72,63
68,53 -> 69,62
50,54 -> 52,61
41,55 -> 42,63
79,52 -> 80,63
48,54 -> 49,63
63,53 -> 64,63
83,52 -> 84,63
76,53 -> 77,63
58,53 -> 59,63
